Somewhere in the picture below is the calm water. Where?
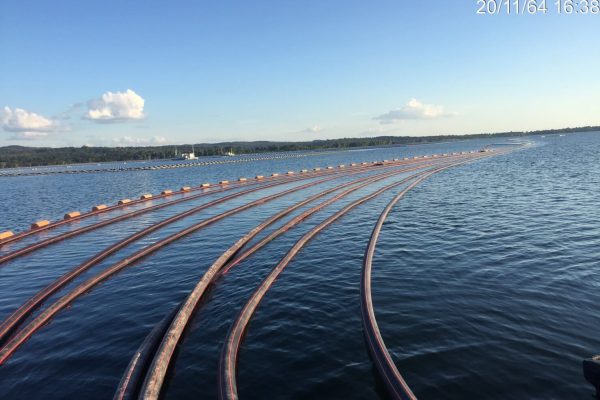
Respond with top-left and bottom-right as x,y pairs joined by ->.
0,133 -> 598,399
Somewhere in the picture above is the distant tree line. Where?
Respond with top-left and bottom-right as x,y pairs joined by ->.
0,126 -> 598,169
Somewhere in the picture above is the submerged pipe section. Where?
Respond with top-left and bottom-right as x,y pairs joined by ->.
0,175 -> 346,361
218,173 -> 424,400
0,153 -> 464,249
113,303 -> 182,400
219,153 -> 498,400
0,176 -> 259,247
0,150 -> 367,245
136,162 -> 449,399
359,150 -> 514,399
0,178 -> 267,263
0,156 -> 439,264
0,159 -> 455,364
221,162 -> 438,275
0,159 -> 443,344
0,169 -> 344,343
360,176 -> 443,400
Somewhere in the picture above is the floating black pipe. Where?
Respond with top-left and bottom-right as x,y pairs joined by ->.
114,303 -> 182,400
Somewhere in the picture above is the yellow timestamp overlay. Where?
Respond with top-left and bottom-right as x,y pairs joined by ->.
476,0 -> 600,14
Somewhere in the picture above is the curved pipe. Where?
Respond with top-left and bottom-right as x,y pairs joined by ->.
220,162 -> 434,275
113,303 -> 182,400
136,162 -> 448,399
218,153 -> 497,400
0,176 -> 344,359
0,178 -> 274,263
0,159 -> 441,344
0,175 -> 259,247
0,175 -> 340,343
0,154 -> 461,249
0,159 -> 451,364
0,159 -> 394,264
0,149 -> 369,245
360,174 -> 441,400
359,149 -> 515,399
217,173 -> 424,400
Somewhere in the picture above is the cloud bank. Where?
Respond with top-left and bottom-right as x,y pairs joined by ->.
85,89 -> 145,122
375,99 -> 455,124
112,135 -> 166,145
300,125 -> 322,134
1,106 -> 64,139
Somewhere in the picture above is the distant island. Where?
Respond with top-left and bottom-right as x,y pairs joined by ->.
0,126 -> 598,169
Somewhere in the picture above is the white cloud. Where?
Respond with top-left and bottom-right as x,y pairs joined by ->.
10,131 -> 51,140
300,125 -> 322,133
1,106 -> 66,140
112,135 -> 167,145
85,89 -> 145,122
357,125 -> 394,137
374,98 -> 455,124
1,106 -> 61,132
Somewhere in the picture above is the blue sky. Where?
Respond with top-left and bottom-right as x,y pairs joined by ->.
1,0 -> 598,146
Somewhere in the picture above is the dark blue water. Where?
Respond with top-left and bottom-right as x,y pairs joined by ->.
0,133 -> 598,399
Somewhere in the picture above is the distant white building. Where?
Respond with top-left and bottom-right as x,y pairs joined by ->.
179,152 -> 197,160
174,145 -> 198,160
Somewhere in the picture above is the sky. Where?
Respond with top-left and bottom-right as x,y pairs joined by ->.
1,0 -> 599,147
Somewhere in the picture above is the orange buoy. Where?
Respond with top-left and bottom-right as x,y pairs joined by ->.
140,194 -> 153,200
286,171 -> 294,175
238,178 -> 247,182
255,175 -> 264,180
181,186 -> 191,192
271,173 -> 279,177
220,180 -> 230,185
118,199 -> 131,205
92,204 -> 107,211
350,163 -> 357,167
31,220 -> 50,230
63,211 -> 81,220
0,231 -> 14,240
201,183 -> 211,188
161,190 -> 173,195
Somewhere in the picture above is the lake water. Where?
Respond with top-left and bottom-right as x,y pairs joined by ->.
0,133 -> 598,399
